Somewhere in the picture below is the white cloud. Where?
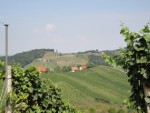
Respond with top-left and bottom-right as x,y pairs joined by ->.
34,23 -> 56,36
46,24 -> 56,31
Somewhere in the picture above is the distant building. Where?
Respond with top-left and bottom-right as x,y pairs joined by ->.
79,66 -> 87,70
71,66 -> 78,72
38,58 -> 42,62
37,67 -> 47,73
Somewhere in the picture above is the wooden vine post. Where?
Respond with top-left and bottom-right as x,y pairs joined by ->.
5,66 -> 12,113
4,24 -> 12,113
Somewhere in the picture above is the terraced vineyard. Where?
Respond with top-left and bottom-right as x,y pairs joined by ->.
42,66 -> 131,112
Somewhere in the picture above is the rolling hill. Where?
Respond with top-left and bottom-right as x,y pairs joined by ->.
0,49 -> 135,112
0,65 -> 134,113
41,66 -> 131,113
27,49 -> 121,71
0,49 -> 54,67
0,48 -> 120,69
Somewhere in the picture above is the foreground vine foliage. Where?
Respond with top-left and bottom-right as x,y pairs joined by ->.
0,62 -> 79,112
103,24 -> 150,113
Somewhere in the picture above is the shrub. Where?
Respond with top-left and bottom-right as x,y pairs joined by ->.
0,63 -> 79,112
89,108 -> 96,113
108,108 -> 116,113
117,108 -> 125,113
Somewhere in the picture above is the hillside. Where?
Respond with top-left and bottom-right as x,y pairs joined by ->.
0,66 -> 131,112
0,48 -> 120,69
42,66 -> 131,113
0,49 -> 54,67
29,52 -> 89,70
28,49 -> 120,70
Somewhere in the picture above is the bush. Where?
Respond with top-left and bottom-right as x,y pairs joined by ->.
117,108 -> 125,113
0,63 -> 79,113
12,65 -> 79,112
62,66 -> 71,72
89,108 -> 96,113
108,108 -> 117,113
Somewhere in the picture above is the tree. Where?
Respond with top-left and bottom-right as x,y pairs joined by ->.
103,24 -> 150,113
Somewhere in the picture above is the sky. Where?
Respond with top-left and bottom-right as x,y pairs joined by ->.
0,0 -> 150,55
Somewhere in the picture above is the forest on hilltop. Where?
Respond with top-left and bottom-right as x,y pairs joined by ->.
0,49 -> 54,67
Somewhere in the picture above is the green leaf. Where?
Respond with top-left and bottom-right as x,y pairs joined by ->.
140,68 -> 147,79
140,25 -> 150,33
128,51 -> 134,55
134,45 -> 145,51
143,34 -> 150,42
125,37 -> 133,47
33,95 -> 38,100
145,97 -> 150,104
136,56 -> 147,63
52,108 -> 56,112
131,32 -> 140,38
120,27 -> 129,34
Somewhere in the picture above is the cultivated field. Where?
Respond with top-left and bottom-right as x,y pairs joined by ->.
42,66 -> 133,113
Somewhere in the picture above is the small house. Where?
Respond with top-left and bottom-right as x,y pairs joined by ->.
71,66 -> 78,72
79,66 -> 87,70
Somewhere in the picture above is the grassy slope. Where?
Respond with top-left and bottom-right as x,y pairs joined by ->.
42,66 -> 131,113
56,54 -> 88,67
0,66 -> 133,112
29,53 -> 89,69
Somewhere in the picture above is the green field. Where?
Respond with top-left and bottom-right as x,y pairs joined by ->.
42,66 -> 132,113
0,66 -> 134,112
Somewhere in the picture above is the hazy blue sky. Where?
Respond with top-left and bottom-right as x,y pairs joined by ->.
0,0 -> 150,55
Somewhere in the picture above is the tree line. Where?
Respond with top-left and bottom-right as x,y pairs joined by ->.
0,49 -> 54,67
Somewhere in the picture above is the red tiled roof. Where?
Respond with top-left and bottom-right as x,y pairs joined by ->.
37,67 -> 46,72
